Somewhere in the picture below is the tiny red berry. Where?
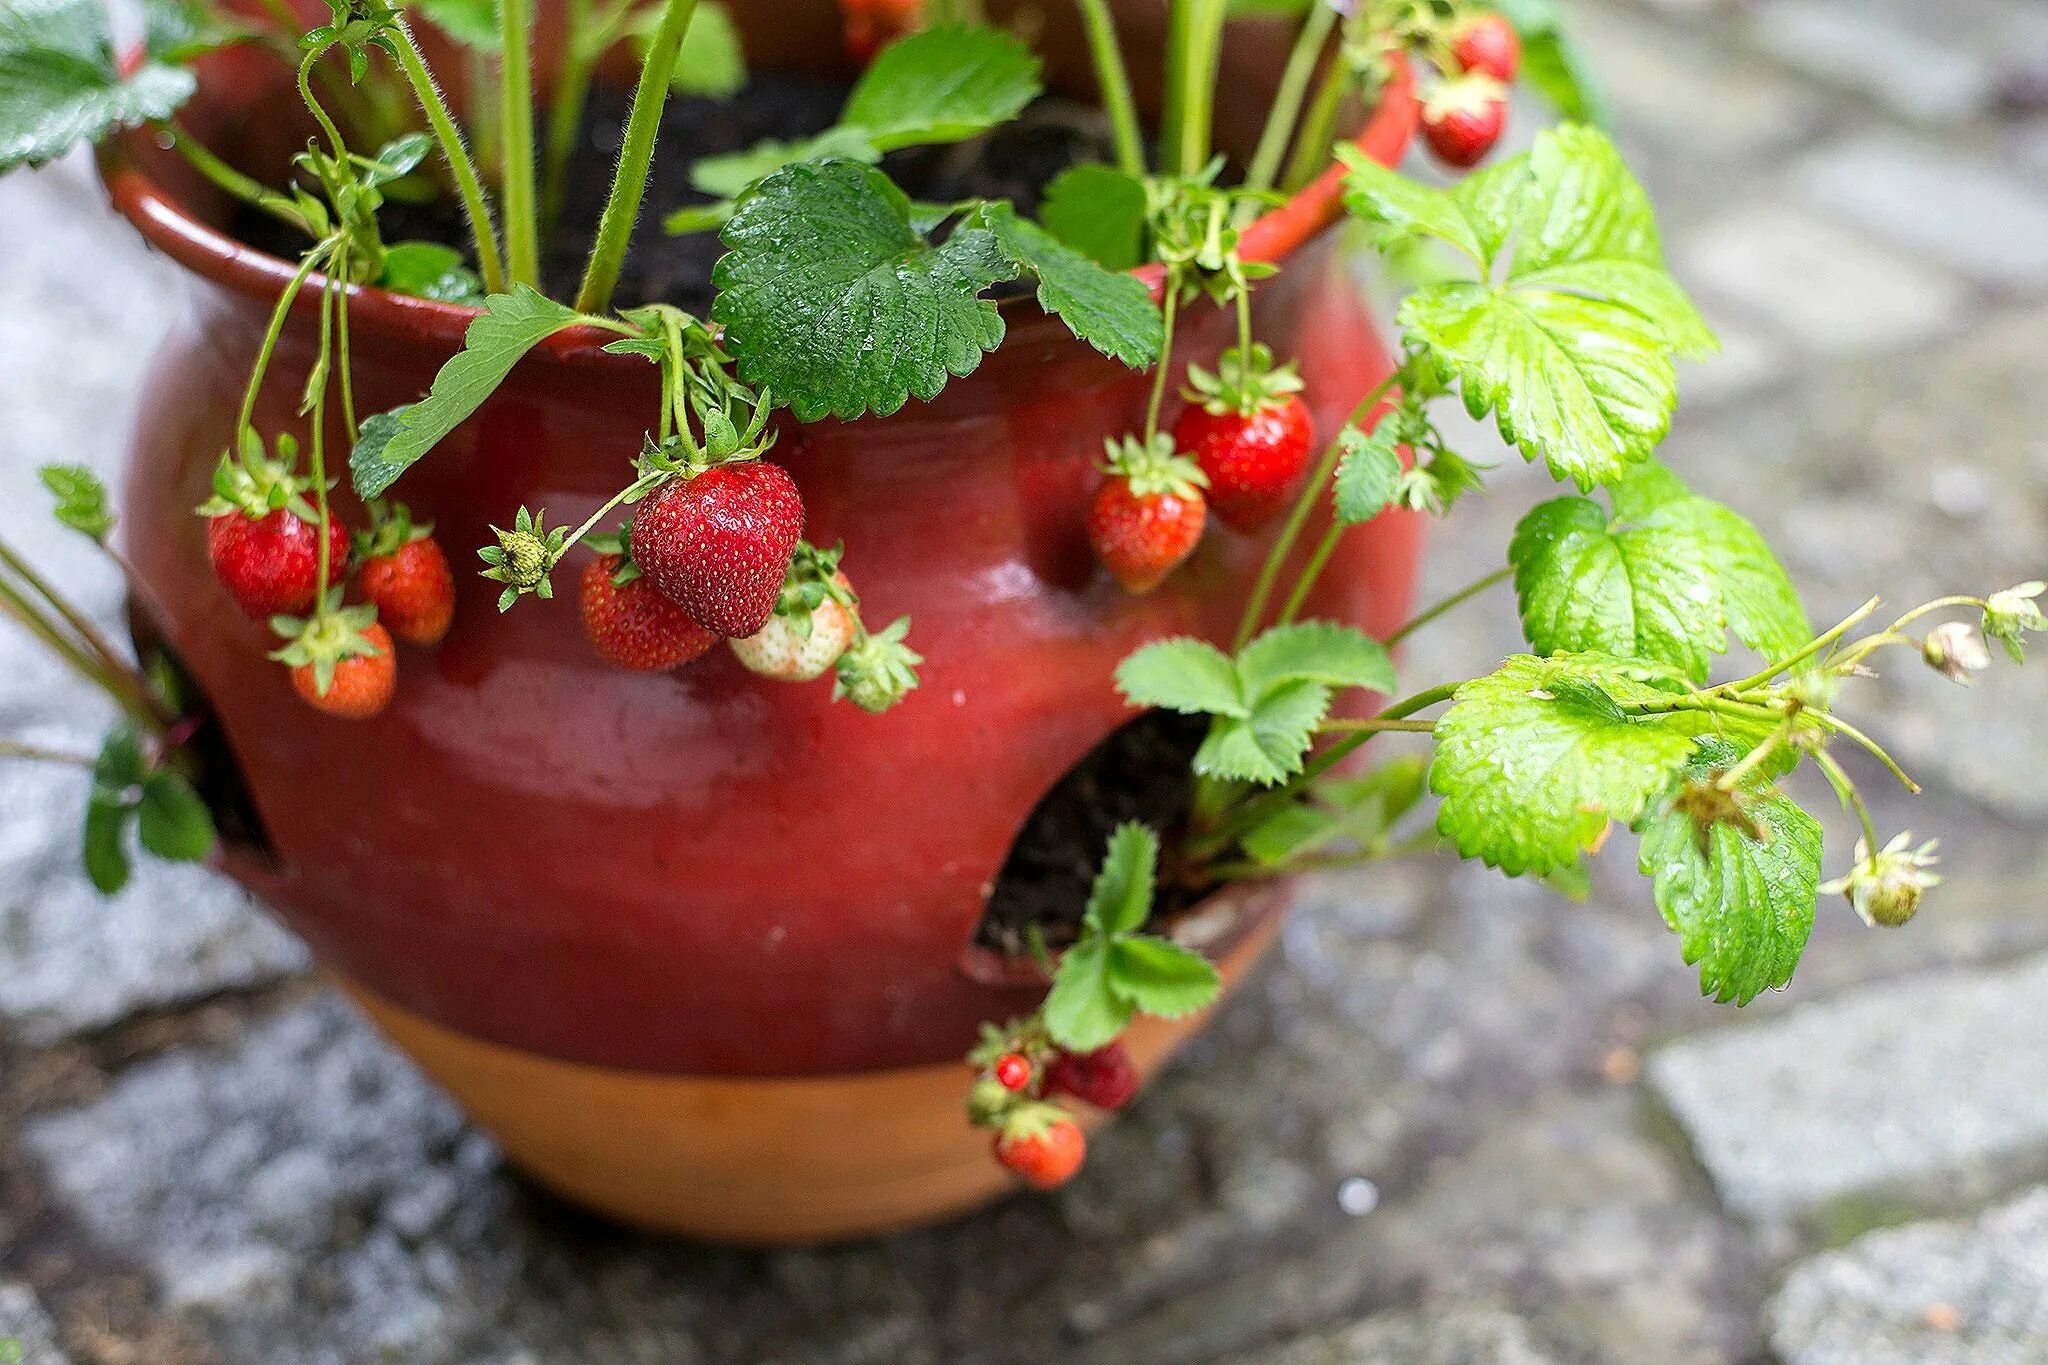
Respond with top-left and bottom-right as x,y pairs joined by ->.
207,509 -> 350,619
579,553 -> 719,672
994,1109 -> 1086,1190
1088,435 -> 1208,594
1045,1041 -> 1140,1111
993,1052 -> 1033,1092
290,621 -> 396,719
630,462 -> 805,639
360,537 -> 455,646
1421,74 -> 1508,169
1453,12 -> 1521,83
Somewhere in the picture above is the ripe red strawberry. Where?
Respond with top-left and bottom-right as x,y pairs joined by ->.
579,548 -> 718,672
843,0 -> 922,63
993,1053 -> 1033,1092
356,503 -> 454,646
1452,12 -> 1521,82
1088,434 -> 1208,594
1421,74 -> 1509,169
630,461 -> 804,639
270,597 -> 395,719
208,509 -> 350,618
731,545 -> 858,683
1175,345 -> 1315,532
993,1105 -> 1086,1190
1045,1041 -> 1140,1111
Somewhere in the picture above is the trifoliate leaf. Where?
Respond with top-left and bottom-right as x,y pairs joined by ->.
1084,822 -> 1158,936
1040,163 -> 1148,270
840,23 -> 1041,151
377,241 -> 485,304
1115,638 -> 1245,717
351,287 -> 582,496
974,201 -> 1163,369
1,0 -> 196,172
1106,936 -> 1220,1018
1334,420 -> 1404,525
136,769 -> 215,862
1042,937 -> 1129,1051
1510,461 -> 1808,681
1237,621 -> 1394,697
1195,677 -> 1331,785
1337,145 -> 1487,265
40,463 -> 113,541
1429,653 -> 1703,875
1635,743 -> 1821,1004
712,160 -> 1012,421
1239,758 -> 1429,866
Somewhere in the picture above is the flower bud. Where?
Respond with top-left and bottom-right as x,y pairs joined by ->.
1819,833 -> 1941,928
965,1076 -> 1015,1128
1983,581 -> 2047,664
1923,621 -> 1990,684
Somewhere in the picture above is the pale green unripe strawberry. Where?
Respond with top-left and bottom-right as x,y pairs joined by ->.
729,580 -> 856,682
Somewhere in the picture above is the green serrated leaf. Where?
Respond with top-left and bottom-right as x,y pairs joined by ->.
1334,421 -> 1404,526
377,241 -> 486,304
841,23 -> 1041,151
1040,163 -> 1148,270
1085,822 -> 1158,936
1115,638 -> 1245,717
712,160 -> 1013,421
1042,936 -> 1131,1051
1337,145 -> 1487,265
40,463 -> 113,540
1,0 -> 196,172
975,201 -> 1163,369
351,287 -> 582,496
137,769 -> 215,862
1636,754 -> 1822,1004
1106,936 -> 1221,1018
1429,653 -> 1702,876
1510,461 -> 1808,681
1237,621 -> 1394,698
1195,677 -> 1331,785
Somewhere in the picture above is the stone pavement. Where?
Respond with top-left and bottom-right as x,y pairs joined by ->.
4,0 -> 2048,1360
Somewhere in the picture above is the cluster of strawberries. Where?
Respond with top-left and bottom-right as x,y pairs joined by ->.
1087,344 -> 1315,593
202,443 -> 452,720
1417,11 -> 1521,168
968,1022 -> 1141,1190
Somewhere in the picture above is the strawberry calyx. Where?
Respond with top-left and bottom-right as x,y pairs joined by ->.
832,615 -> 922,714
353,498 -> 434,562
193,432 -> 320,524
1183,343 -> 1307,419
996,1099 -> 1075,1144
1103,432 -> 1209,501
267,589 -> 384,698
770,541 -> 859,642
478,506 -> 568,611
584,523 -> 646,587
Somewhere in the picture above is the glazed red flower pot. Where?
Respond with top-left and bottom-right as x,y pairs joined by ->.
100,9 -> 1422,1242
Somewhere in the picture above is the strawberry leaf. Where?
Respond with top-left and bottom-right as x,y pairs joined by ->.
1511,460 -> 1808,681
1334,421 -> 1404,525
40,463 -> 113,541
840,23 -> 1041,151
377,241 -> 485,304
1084,822 -> 1158,936
1195,677 -> 1331,785
1041,163 -> 1148,270
1337,146 -> 1488,266
136,769 -> 215,862
1106,937 -> 1219,1018
142,0 -> 252,63
1236,622 -> 1394,698
713,160 -> 1013,420
413,0 -> 500,50
1,0 -> 196,172
351,287 -> 583,497
1043,937 -> 1129,1051
974,201 -> 1164,369
1115,638 -> 1246,717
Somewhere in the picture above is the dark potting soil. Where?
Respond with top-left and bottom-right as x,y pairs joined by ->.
235,74 -> 1117,314
974,710 -> 1214,957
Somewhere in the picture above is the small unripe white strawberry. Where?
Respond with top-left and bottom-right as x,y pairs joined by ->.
729,576 -> 856,682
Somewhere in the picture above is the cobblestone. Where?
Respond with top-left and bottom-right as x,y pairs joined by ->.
1746,0 -> 1997,125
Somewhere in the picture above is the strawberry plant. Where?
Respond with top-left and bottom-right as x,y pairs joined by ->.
1,0 -> 2040,1209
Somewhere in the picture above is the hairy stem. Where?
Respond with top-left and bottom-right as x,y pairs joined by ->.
155,124 -> 304,230
1315,717 -> 1435,734
1385,566 -> 1512,647
1813,748 -> 1880,857
1073,0 -> 1146,177
1811,713 -> 1921,794
1243,0 -> 1336,199
1142,282 -> 1181,444
237,241 -> 337,446
390,16 -> 506,294
1717,595 -> 1880,694
576,0 -> 702,314
498,0 -> 542,287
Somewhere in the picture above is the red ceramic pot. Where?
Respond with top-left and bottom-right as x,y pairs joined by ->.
100,10 -> 1423,1241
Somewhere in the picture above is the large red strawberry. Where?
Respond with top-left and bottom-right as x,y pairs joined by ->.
356,502 -> 454,646
1421,74 -> 1509,169
578,534 -> 719,672
993,1104 -> 1086,1190
630,461 -> 804,639
269,596 -> 395,719
1088,434 -> 1208,594
208,509 -> 351,619
1045,1041 -> 1140,1111
1174,345 -> 1315,532
1452,12 -> 1521,82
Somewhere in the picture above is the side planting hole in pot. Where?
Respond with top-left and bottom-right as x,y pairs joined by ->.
972,709 -> 1214,964
128,608 -> 277,864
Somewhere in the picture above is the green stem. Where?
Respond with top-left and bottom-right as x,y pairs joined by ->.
1233,368 -> 1401,650
391,16 -> 506,295
1278,41 -> 1349,191
0,539 -> 159,721
555,470 -> 667,566
1314,717 -> 1435,734
541,0 -> 598,237
310,272 -> 338,613
1714,718 -> 1794,792
296,43 -> 350,162
1717,595 -> 1880,695
0,739 -> 95,769
1243,0 -> 1336,199
1385,566 -> 1511,648
499,0 -> 542,287
0,576 -> 164,736
155,123 -> 306,232
237,241 -> 338,447
1073,0 -> 1146,177
1142,281 -> 1181,444
1162,0 -> 1230,176
1833,595 -> 1989,672
1813,748 -> 1880,857
575,0 -> 701,314
335,252 -> 359,446
1810,713 -> 1920,794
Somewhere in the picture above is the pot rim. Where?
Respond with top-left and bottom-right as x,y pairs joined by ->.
99,53 -> 1418,367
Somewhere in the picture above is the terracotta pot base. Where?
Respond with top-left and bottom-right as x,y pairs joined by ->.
338,902 -> 1286,1245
